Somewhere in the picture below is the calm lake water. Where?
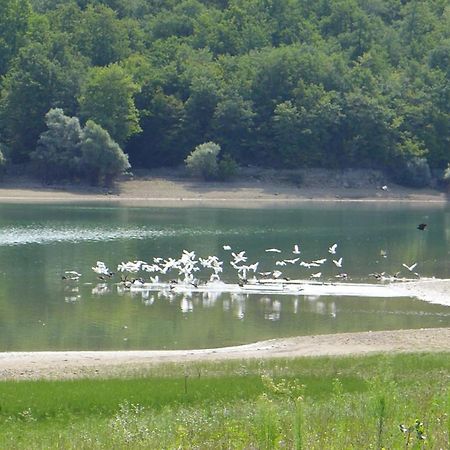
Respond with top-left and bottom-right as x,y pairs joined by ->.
0,202 -> 449,351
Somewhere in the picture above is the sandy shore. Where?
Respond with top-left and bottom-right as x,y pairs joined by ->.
0,171 -> 448,207
1,328 -> 450,380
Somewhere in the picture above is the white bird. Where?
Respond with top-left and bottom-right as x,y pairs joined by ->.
335,273 -> 348,279
292,244 -> 301,254
275,260 -> 287,266
182,250 -> 196,259
328,244 -> 337,254
92,261 -> 113,276
223,245 -> 231,250
284,258 -> 300,264
300,261 -> 320,268
265,248 -> 281,253
63,270 -> 81,280
258,271 -> 272,277
272,270 -> 283,278
333,257 -> 343,268
310,272 -> 322,279
312,258 -> 327,265
402,262 -> 418,272
235,263 -> 259,280
231,251 -> 247,263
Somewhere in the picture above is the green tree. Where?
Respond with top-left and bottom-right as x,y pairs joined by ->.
183,76 -> 221,149
74,4 -> 131,66
127,90 -> 186,168
272,101 -> 302,167
0,0 -> 31,75
80,120 -> 130,186
30,108 -> 82,182
78,64 -> 141,145
211,95 -> 255,162
0,40 -> 86,162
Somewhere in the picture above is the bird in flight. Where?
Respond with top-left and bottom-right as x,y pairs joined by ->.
333,257 -> 343,268
402,262 -> 417,272
283,257 -> 300,264
292,244 -> 301,254
266,248 -> 281,253
312,258 -> 327,265
417,223 -> 427,231
328,243 -> 337,254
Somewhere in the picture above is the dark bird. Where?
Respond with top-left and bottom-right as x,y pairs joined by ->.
417,223 -> 427,230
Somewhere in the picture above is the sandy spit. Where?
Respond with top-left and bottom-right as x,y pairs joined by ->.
1,328 -> 450,381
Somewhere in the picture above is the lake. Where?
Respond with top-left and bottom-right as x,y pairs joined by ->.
0,202 -> 449,351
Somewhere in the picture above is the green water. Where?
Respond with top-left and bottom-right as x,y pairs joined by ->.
0,202 -> 449,351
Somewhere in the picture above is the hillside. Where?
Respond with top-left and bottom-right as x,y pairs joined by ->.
0,0 -> 449,186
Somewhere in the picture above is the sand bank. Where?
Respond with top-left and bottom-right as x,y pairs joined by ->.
0,171 -> 447,207
1,328 -> 450,381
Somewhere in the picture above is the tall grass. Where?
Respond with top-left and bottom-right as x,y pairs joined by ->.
0,353 -> 449,448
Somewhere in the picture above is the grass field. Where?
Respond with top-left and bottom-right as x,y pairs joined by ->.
0,353 -> 449,449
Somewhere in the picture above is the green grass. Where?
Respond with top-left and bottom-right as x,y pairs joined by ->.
0,353 -> 449,449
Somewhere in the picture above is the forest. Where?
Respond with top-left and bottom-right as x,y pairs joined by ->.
0,0 -> 449,185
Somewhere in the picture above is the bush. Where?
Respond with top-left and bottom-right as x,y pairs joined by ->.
185,142 -> 220,180
30,109 -> 131,186
0,147 -> 6,180
390,157 -> 431,188
444,164 -> 450,181
80,120 -> 131,186
30,108 -> 82,183
217,153 -> 238,181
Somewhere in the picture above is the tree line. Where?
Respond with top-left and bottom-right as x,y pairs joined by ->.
0,0 -> 449,186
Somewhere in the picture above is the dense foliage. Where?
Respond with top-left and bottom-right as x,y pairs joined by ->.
31,108 -> 130,185
0,0 -> 449,183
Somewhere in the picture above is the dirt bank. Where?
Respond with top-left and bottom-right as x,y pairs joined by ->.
1,328 -> 449,381
0,169 -> 447,207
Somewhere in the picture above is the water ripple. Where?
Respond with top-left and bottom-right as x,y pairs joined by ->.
0,225 -> 213,246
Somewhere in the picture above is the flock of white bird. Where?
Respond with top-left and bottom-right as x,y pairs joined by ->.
79,242 -> 350,287
61,240 -> 421,290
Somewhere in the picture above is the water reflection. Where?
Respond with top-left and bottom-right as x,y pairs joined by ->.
87,282 -> 449,327
1,202 -> 450,351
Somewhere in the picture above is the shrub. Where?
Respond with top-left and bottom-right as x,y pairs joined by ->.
0,146 -> 6,180
30,108 -> 82,183
217,153 -> 238,181
30,109 -> 131,186
185,142 -> 220,180
390,157 -> 431,188
80,120 -> 131,186
443,164 -> 450,182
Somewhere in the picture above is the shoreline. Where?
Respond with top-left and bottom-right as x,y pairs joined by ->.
1,328 -> 449,380
0,174 -> 447,207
